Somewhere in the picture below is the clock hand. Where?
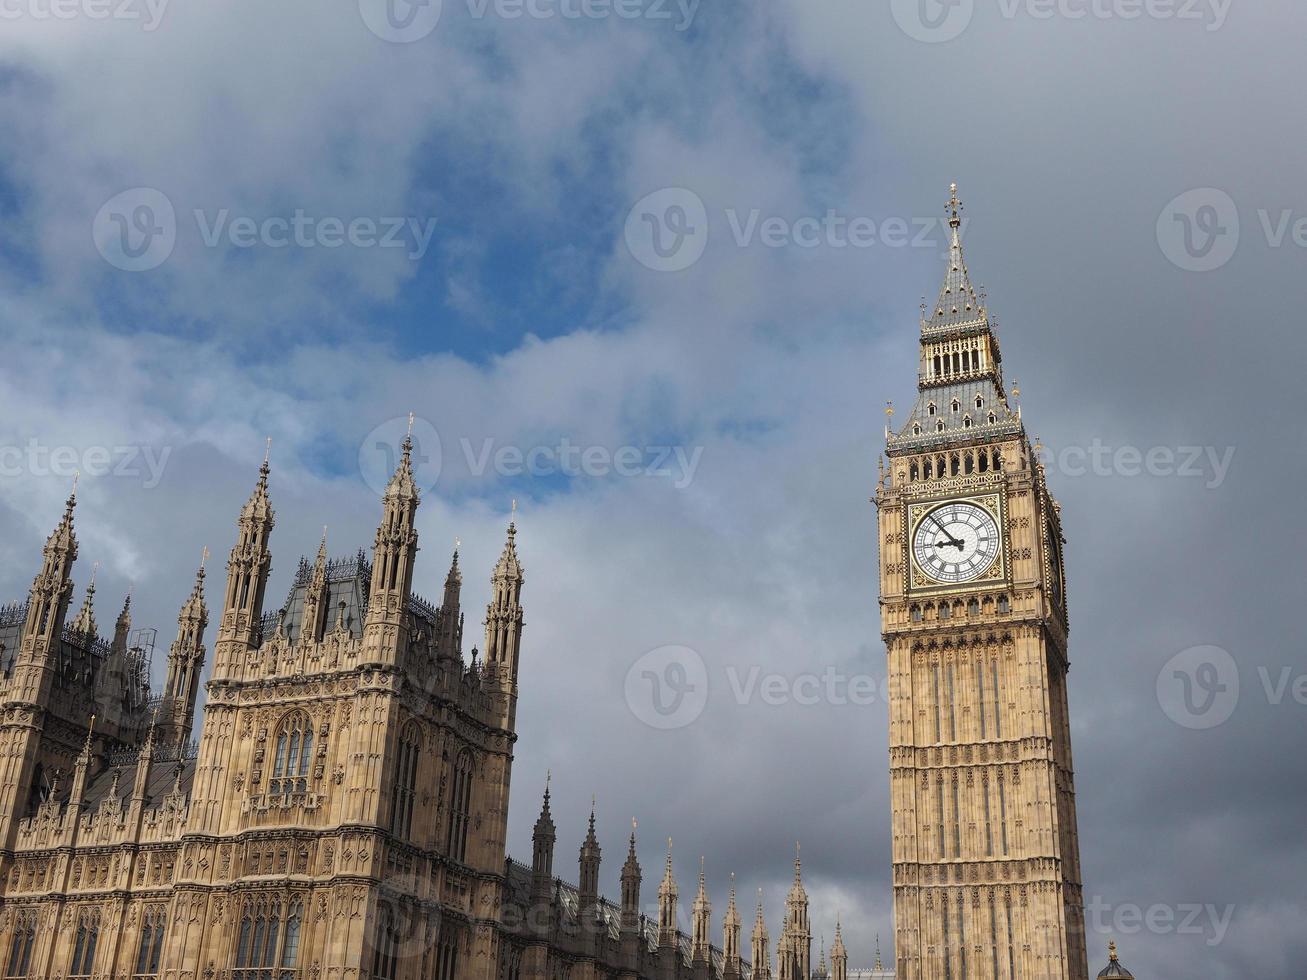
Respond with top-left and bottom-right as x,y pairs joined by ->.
936,538 -> 966,552
928,513 -> 966,548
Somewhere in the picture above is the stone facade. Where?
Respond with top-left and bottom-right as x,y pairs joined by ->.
876,186 -> 1089,980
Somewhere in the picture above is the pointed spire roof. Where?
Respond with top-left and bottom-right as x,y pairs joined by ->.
446,543 -> 462,587
924,182 -> 983,332
494,503 -> 523,580
874,933 -> 883,971
315,526 -> 329,566
724,873 -> 740,925
693,856 -> 710,909
622,817 -> 641,877
115,592 -> 132,630
659,837 -> 678,898
71,566 -> 98,637
753,889 -> 768,938
46,478 -> 79,555
582,796 -> 600,853
831,918 -> 846,958
384,413 -> 419,502
178,551 -> 209,623
533,771 -> 555,837
240,441 -> 274,522
788,842 -> 806,901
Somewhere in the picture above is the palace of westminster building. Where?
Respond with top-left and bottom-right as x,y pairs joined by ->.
0,188 -> 1135,980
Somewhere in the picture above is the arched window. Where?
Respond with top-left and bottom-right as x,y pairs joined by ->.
962,416 -> 972,429
966,598 -> 979,617
910,605 -> 923,624
998,595 -> 1011,614
951,399 -> 960,413
446,750 -> 475,862
271,712 -> 314,797
5,910 -> 36,979
975,395 -> 984,409
988,412 -> 997,425
69,910 -> 100,979
910,462 -> 919,481
391,723 -> 421,840
928,402 -> 937,416
133,906 -> 167,979
233,898 -> 302,980
936,421 -> 946,433
912,424 -> 921,436
437,933 -> 460,980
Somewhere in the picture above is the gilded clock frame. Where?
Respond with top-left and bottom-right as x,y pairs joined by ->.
904,491 -> 1009,595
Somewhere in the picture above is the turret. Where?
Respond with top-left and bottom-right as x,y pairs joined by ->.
530,776 -> 557,920
691,858 -> 711,966
751,892 -> 772,980
722,875 -> 742,979
215,449 -> 274,667
437,545 -> 463,661
162,553 -> 208,744
579,799 -> 601,916
483,509 -> 524,728
658,839 -> 678,950
299,529 -> 330,646
830,919 -> 848,980
620,820 -> 642,936
70,566 -> 98,639
780,845 -> 811,980
364,419 -> 420,665
15,486 -> 79,701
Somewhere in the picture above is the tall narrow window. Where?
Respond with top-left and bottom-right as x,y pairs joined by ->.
69,910 -> 100,979
936,777 -> 946,858
983,775 -> 994,857
933,665 -> 943,743
233,898 -> 301,980
947,665 -> 957,741
941,893 -> 952,980
998,774 -> 1010,855
271,712 -> 315,796
372,904 -> 401,980
977,661 -> 987,738
134,906 -> 167,978
391,723 -> 420,840
5,911 -> 35,979
446,750 -> 474,862
951,776 -> 962,857
992,660 -> 1003,739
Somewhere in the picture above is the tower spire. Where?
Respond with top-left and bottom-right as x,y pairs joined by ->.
658,837 -> 678,949
691,855 -> 712,964
215,449 -> 275,665
484,510 -> 525,728
363,415 -> 420,664
620,817 -> 642,935
163,551 -> 209,744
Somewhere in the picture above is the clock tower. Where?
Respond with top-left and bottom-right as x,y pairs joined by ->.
875,186 -> 1088,980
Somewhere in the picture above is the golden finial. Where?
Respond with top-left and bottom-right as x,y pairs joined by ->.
947,182 -> 963,228
885,401 -> 894,419
1108,940 -> 1118,962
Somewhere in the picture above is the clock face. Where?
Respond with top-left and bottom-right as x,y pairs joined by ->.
912,500 -> 1002,584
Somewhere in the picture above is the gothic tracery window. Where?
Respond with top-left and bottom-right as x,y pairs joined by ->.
133,906 -> 167,978
68,909 -> 101,979
233,897 -> 302,980
391,722 -> 420,840
270,712 -> 315,797
4,910 -> 35,979
445,750 -> 474,862
371,903 -> 402,980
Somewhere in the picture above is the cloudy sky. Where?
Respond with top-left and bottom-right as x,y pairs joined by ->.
0,0 -> 1302,975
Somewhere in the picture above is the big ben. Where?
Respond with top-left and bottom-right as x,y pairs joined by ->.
876,186 -> 1089,980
